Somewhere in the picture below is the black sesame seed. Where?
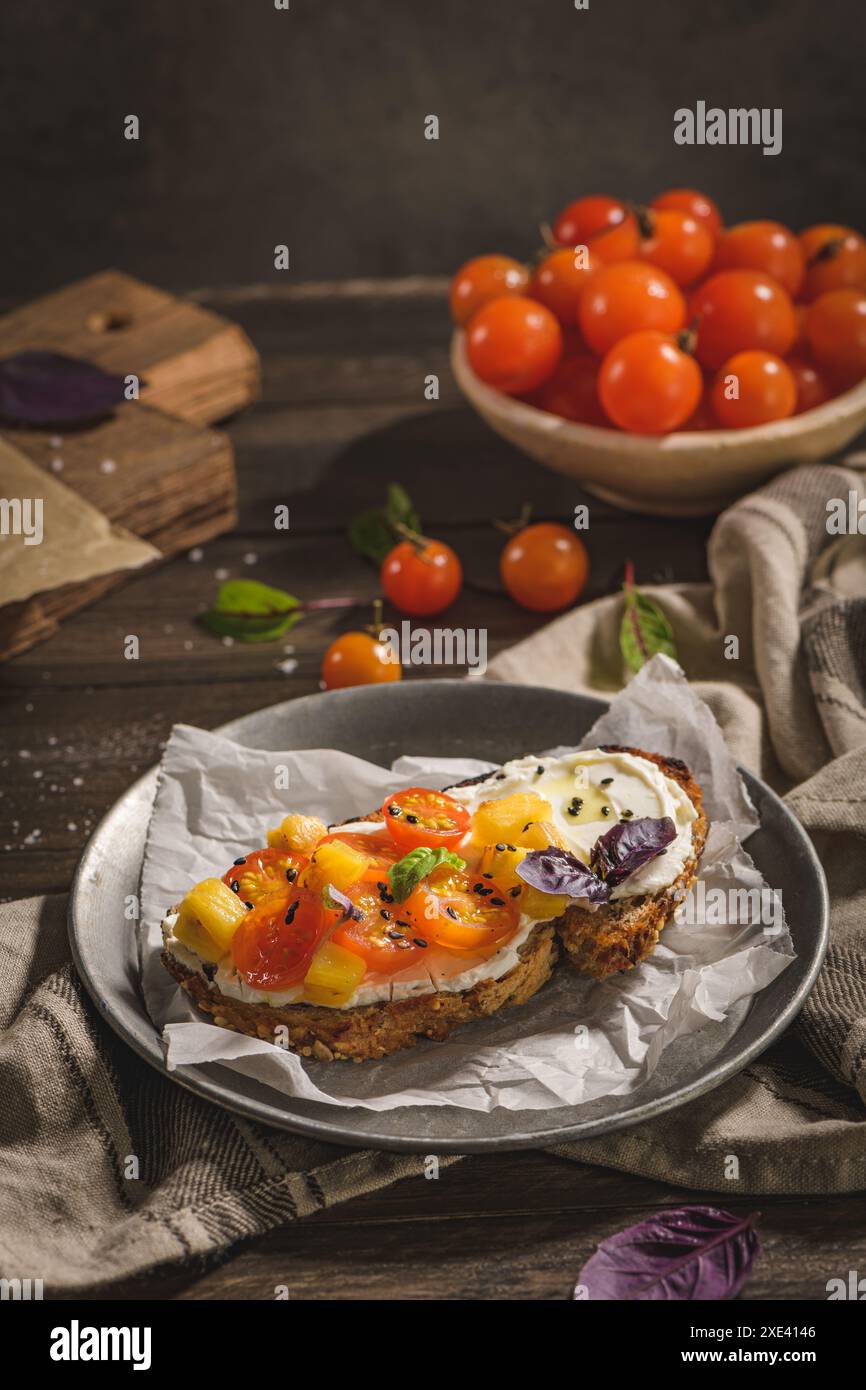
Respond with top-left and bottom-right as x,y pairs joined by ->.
495,772 -> 506,780
473,883 -> 485,893
482,872 -> 493,880
245,901 -> 254,910
284,900 -> 298,924
285,867 -> 297,882
233,856 -> 246,865
386,929 -> 403,940
510,886 -> 521,898
522,822 -> 532,833
601,805 -> 611,816
396,938 -> 412,949
490,897 -> 505,906
479,887 -> 494,896
413,937 -> 428,948
405,813 -> 419,825
387,804 -> 401,817
376,881 -> 388,890
507,844 -> 517,852
396,919 -> 411,928
601,777 -> 614,786
202,961 -> 217,981
380,909 -> 391,920
621,809 -> 634,819
495,842 -> 506,852
536,766 -> 544,776
445,906 -> 459,919
230,880 -> 240,893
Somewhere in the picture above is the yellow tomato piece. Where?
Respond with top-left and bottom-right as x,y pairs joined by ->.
479,842 -> 527,891
173,914 -> 226,964
176,877 -> 247,953
305,839 -> 371,894
520,886 -> 570,922
515,819 -> 569,851
303,940 -> 367,1006
472,792 -> 554,847
267,813 -> 328,854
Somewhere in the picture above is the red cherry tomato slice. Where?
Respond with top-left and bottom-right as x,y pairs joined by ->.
402,867 -> 519,957
329,869 -> 425,972
231,889 -> 326,991
381,787 -> 471,852
222,847 -> 309,907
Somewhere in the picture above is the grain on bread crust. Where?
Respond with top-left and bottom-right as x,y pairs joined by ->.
550,745 -> 708,979
161,921 -> 556,1062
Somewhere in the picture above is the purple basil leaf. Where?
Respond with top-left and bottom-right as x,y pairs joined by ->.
324,884 -> 362,921
0,351 -> 128,426
516,847 -> 610,904
590,815 -> 677,888
576,1206 -> 761,1301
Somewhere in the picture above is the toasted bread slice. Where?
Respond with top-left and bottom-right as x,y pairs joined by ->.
161,921 -> 556,1062
551,746 -> 708,979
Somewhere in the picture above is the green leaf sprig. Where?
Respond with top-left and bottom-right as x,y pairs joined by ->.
201,579 -> 357,644
348,483 -> 421,564
619,561 -> 678,673
388,846 -> 466,902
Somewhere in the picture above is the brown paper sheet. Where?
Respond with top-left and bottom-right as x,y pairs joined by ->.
0,437 -> 159,606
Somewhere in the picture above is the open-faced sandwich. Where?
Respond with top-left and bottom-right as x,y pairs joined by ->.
161,745 -> 707,1061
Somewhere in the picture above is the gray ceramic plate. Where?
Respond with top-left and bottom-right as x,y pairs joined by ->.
69,680 -> 829,1152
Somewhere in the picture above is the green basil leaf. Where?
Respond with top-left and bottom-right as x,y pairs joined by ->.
384,482 -> 420,535
347,507 -> 395,565
348,484 -> 421,565
388,846 -> 466,902
201,579 -> 301,643
620,585 -> 677,673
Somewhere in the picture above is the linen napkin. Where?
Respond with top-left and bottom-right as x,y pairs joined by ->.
2,459 -> 865,1293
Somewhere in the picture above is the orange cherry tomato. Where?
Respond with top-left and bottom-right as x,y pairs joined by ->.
579,260 -> 686,357
330,869 -> 425,972
799,225 -> 866,302
231,888 -> 326,991
691,270 -> 797,371
710,351 -> 796,429
639,209 -> 715,287
500,522 -> 589,612
381,538 -> 463,616
805,289 -> 866,387
787,355 -> 832,414
321,632 -> 401,690
650,188 -> 722,238
598,330 -> 703,434
382,786 -> 471,852
402,867 -> 519,957
466,296 -> 563,394
532,353 -> 608,426
712,220 -> 804,298
553,195 -> 627,246
222,847 -> 309,906
449,254 -> 530,326
529,247 -> 596,326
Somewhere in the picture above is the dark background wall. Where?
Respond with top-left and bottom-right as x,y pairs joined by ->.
2,0 -> 864,299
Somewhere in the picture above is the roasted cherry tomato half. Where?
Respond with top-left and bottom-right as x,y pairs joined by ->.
329,869 -> 425,972
402,867 -> 518,957
382,787 -> 471,852
231,888 -> 326,991
222,847 -> 309,907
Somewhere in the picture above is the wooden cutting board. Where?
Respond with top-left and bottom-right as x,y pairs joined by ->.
0,271 -> 255,660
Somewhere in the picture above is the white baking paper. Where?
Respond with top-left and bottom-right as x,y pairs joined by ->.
139,655 -> 795,1112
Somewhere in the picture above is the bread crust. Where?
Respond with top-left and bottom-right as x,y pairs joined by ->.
160,744 -> 707,1058
162,922 -> 557,1062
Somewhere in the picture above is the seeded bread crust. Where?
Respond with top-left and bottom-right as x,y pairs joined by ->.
161,921 -> 556,1062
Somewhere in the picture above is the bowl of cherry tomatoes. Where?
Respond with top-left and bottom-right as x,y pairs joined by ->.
450,190 -> 866,516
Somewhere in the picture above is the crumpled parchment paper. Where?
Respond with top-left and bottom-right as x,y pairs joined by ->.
139,656 -> 795,1112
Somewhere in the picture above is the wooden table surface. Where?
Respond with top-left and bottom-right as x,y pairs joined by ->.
3,278 -> 863,1300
